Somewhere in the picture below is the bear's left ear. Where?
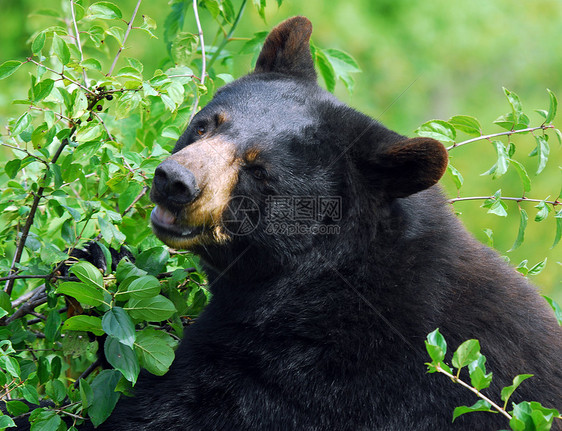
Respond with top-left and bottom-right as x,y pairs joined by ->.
254,16 -> 316,81
368,137 -> 449,198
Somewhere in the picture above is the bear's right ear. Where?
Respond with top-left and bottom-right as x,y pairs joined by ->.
365,137 -> 449,198
254,16 -> 316,81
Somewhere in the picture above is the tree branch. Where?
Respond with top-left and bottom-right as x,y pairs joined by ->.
434,363 -> 512,421
449,196 -> 560,206
69,0 -> 88,85
447,125 -> 555,151
107,0 -> 142,76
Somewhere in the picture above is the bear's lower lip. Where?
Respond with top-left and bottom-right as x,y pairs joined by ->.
150,206 -> 202,238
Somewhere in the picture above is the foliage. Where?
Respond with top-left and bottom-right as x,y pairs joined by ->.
0,0 -> 559,429
425,329 -> 562,430
0,0 -> 358,428
415,89 -> 562,320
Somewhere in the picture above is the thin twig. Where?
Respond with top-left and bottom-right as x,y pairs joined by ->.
91,111 -> 113,140
434,364 -> 512,421
449,196 -> 560,206
193,0 -> 206,86
189,0 -> 207,121
123,185 -> 149,215
107,0 -> 142,76
69,0 -> 87,85
207,0 -> 247,70
27,58 -> 95,96
73,358 -> 102,388
447,125 -> 555,151
0,141 -> 49,166
4,124 -> 76,297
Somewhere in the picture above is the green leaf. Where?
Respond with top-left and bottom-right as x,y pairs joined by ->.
82,58 -> 102,71
32,31 -> 46,54
127,275 -> 161,299
162,125 -> 181,140
481,141 -> 509,178
415,120 -> 456,144
5,400 -> 30,416
62,315 -> 104,336
118,182 -> 143,214
104,336 -> 140,385
102,307 -> 136,348
447,164 -> 464,190
510,401 -> 559,431
452,339 -> 480,369
12,112 -> 31,136
135,246 -> 169,276
79,378 -> 94,408
45,379 -> 67,404
452,400 -> 494,422
89,1 -> 123,20
76,122 -> 103,143
534,200 -> 551,222
516,259 -> 529,276
545,89 -> 557,124
501,374 -> 534,405
252,0 -> 266,20
116,259 -> 147,283
70,261 -> 104,289
0,60 -> 23,80
0,415 -> 16,429
216,73 -> 234,85
320,48 -> 361,94
4,159 -> 21,179
529,135 -> 550,175
494,112 -> 530,131
553,209 -> 562,248
33,78 -> 55,102
52,33 -> 71,65
57,281 -> 104,306
44,310 -> 62,342
468,357 -> 493,391
30,413 -> 62,431
134,328 -> 176,375
21,384 -> 39,405
314,48 -> 336,93
448,115 -> 482,136
543,295 -> 562,326
509,208 -> 528,251
528,258 -> 547,276
503,87 -> 523,123
425,328 -> 447,363
126,295 -> 177,321
482,190 -> 508,217
88,369 -> 121,427
509,159 -> 531,193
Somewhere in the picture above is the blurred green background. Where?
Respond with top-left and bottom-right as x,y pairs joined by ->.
1,0 -> 560,301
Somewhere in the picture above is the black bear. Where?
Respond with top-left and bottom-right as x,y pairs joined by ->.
87,16 -> 561,430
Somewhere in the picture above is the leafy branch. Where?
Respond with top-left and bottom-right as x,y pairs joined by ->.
425,329 -> 562,430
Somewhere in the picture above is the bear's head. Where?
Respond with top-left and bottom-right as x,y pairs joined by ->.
150,17 -> 448,277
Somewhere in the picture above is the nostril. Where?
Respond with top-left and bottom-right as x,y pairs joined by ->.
170,180 -> 189,199
154,168 -> 168,191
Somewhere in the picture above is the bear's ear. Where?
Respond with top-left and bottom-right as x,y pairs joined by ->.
254,16 -> 316,80
368,137 -> 449,198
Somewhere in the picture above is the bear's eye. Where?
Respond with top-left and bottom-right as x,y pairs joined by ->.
248,166 -> 268,181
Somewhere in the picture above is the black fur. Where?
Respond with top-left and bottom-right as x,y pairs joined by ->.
29,17 -> 562,430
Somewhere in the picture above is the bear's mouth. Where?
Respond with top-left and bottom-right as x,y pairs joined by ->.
150,206 -> 203,240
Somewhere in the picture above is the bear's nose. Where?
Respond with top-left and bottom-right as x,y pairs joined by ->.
153,160 -> 200,205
